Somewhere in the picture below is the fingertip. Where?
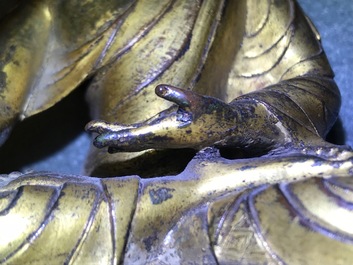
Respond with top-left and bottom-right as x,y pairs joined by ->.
155,84 -> 191,108
93,137 -> 104,148
85,121 -> 96,132
85,120 -> 110,133
93,133 -> 111,148
155,84 -> 170,97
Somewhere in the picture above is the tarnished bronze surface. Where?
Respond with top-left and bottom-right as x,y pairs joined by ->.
1,0 -> 353,264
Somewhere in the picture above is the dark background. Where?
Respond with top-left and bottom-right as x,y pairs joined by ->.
0,0 -> 352,175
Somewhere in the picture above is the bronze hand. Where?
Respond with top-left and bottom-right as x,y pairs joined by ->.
86,85 -> 239,152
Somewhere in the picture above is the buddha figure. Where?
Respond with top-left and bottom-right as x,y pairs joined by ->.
0,0 -> 353,264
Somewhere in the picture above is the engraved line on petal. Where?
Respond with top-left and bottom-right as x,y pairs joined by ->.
286,83 -> 330,132
247,185 -> 286,264
92,0 -> 138,69
37,0 -> 137,86
101,180 -> 118,265
100,0 -> 177,69
237,28 -> 294,78
244,6 -> 293,60
21,1 -> 137,116
266,88 -> 320,135
244,0 -> 271,38
118,180 -> 141,264
0,187 -> 21,216
279,182 -> 353,244
243,0 -> 295,59
322,180 -> 353,211
189,0 -> 227,87
278,49 -> 326,80
64,184 -> 103,265
286,80 -> 337,102
108,1 -> 201,115
1,185 -> 62,263
325,178 -> 353,193
213,193 -> 246,245
246,90 -> 319,136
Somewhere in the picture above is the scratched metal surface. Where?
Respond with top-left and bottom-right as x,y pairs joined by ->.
0,0 -> 352,175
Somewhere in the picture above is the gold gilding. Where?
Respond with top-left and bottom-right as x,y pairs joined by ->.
0,0 -> 353,264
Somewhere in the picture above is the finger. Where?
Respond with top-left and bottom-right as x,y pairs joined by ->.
86,120 -> 132,134
85,120 -> 111,134
93,132 -> 122,148
108,147 -> 121,154
155,84 -> 200,110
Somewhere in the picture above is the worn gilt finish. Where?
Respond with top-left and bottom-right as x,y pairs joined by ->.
0,0 -> 353,264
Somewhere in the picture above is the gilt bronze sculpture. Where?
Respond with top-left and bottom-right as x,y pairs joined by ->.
1,0 -> 353,264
